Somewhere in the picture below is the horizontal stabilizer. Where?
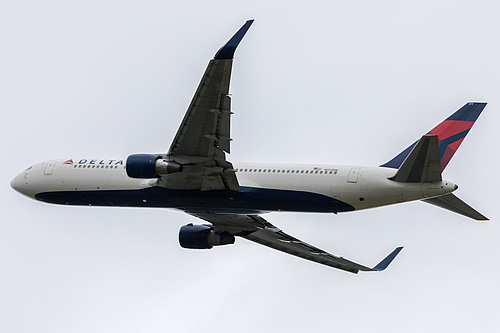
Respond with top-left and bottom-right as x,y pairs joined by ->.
390,135 -> 442,183
423,193 -> 489,221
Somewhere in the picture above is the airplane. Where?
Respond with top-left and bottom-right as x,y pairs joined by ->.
11,20 -> 488,274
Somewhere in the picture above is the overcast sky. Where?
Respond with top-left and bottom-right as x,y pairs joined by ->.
1,1 -> 499,332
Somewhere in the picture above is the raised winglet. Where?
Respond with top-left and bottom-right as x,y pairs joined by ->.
371,247 -> 404,271
214,20 -> 254,60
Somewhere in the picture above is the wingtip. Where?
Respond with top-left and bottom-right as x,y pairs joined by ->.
372,246 -> 404,271
214,20 -> 254,60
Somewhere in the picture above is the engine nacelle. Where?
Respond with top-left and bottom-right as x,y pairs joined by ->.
179,224 -> 235,249
126,154 -> 183,178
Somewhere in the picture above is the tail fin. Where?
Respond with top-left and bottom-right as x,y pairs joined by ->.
382,102 -> 488,221
381,102 -> 487,171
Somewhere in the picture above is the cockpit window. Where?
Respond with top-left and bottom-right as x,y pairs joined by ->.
24,166 -> 32,171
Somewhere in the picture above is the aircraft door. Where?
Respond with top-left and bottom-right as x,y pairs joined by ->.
44,160 -> 56,175
347,168 -> 360,183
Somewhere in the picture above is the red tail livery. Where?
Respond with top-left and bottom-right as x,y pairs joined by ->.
381,102 -> 486,171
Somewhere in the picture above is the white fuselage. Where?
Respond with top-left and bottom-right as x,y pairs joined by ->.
11,158 -> 457,214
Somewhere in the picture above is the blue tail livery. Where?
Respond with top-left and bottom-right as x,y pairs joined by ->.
381,102 -> 486,171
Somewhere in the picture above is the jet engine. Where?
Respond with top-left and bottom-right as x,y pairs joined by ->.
126,153 -> 183,178
179,224 -> 235,249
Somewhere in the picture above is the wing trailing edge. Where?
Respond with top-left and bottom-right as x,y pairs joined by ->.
192,212 -> 403,274
244,229 -> 404,273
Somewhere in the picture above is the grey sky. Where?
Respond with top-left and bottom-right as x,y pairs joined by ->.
1,1 -> 499,332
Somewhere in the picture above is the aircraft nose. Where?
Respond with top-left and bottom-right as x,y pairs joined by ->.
10,174 -> 22,192
11,169 -> 35,198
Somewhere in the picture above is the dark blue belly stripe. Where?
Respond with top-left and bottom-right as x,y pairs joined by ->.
34,186 -> 354,214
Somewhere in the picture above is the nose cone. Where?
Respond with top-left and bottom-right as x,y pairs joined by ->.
11,170 -> 35,198
10,173 -> 22,192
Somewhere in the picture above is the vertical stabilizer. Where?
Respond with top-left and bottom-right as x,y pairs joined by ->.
381,102 -> 486,171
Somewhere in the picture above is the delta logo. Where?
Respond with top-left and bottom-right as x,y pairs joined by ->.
77,159 -> 124,165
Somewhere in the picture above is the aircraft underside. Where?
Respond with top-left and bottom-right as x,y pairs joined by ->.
34,186 -> 355,214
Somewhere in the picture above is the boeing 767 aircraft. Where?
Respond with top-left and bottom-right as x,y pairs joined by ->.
11,20 -> 488,273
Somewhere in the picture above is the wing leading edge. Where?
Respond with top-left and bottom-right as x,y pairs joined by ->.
192,213 -> 403,274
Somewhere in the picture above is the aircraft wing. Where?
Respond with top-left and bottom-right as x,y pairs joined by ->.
192,213 -> 403,274
163,21 -> 254,191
